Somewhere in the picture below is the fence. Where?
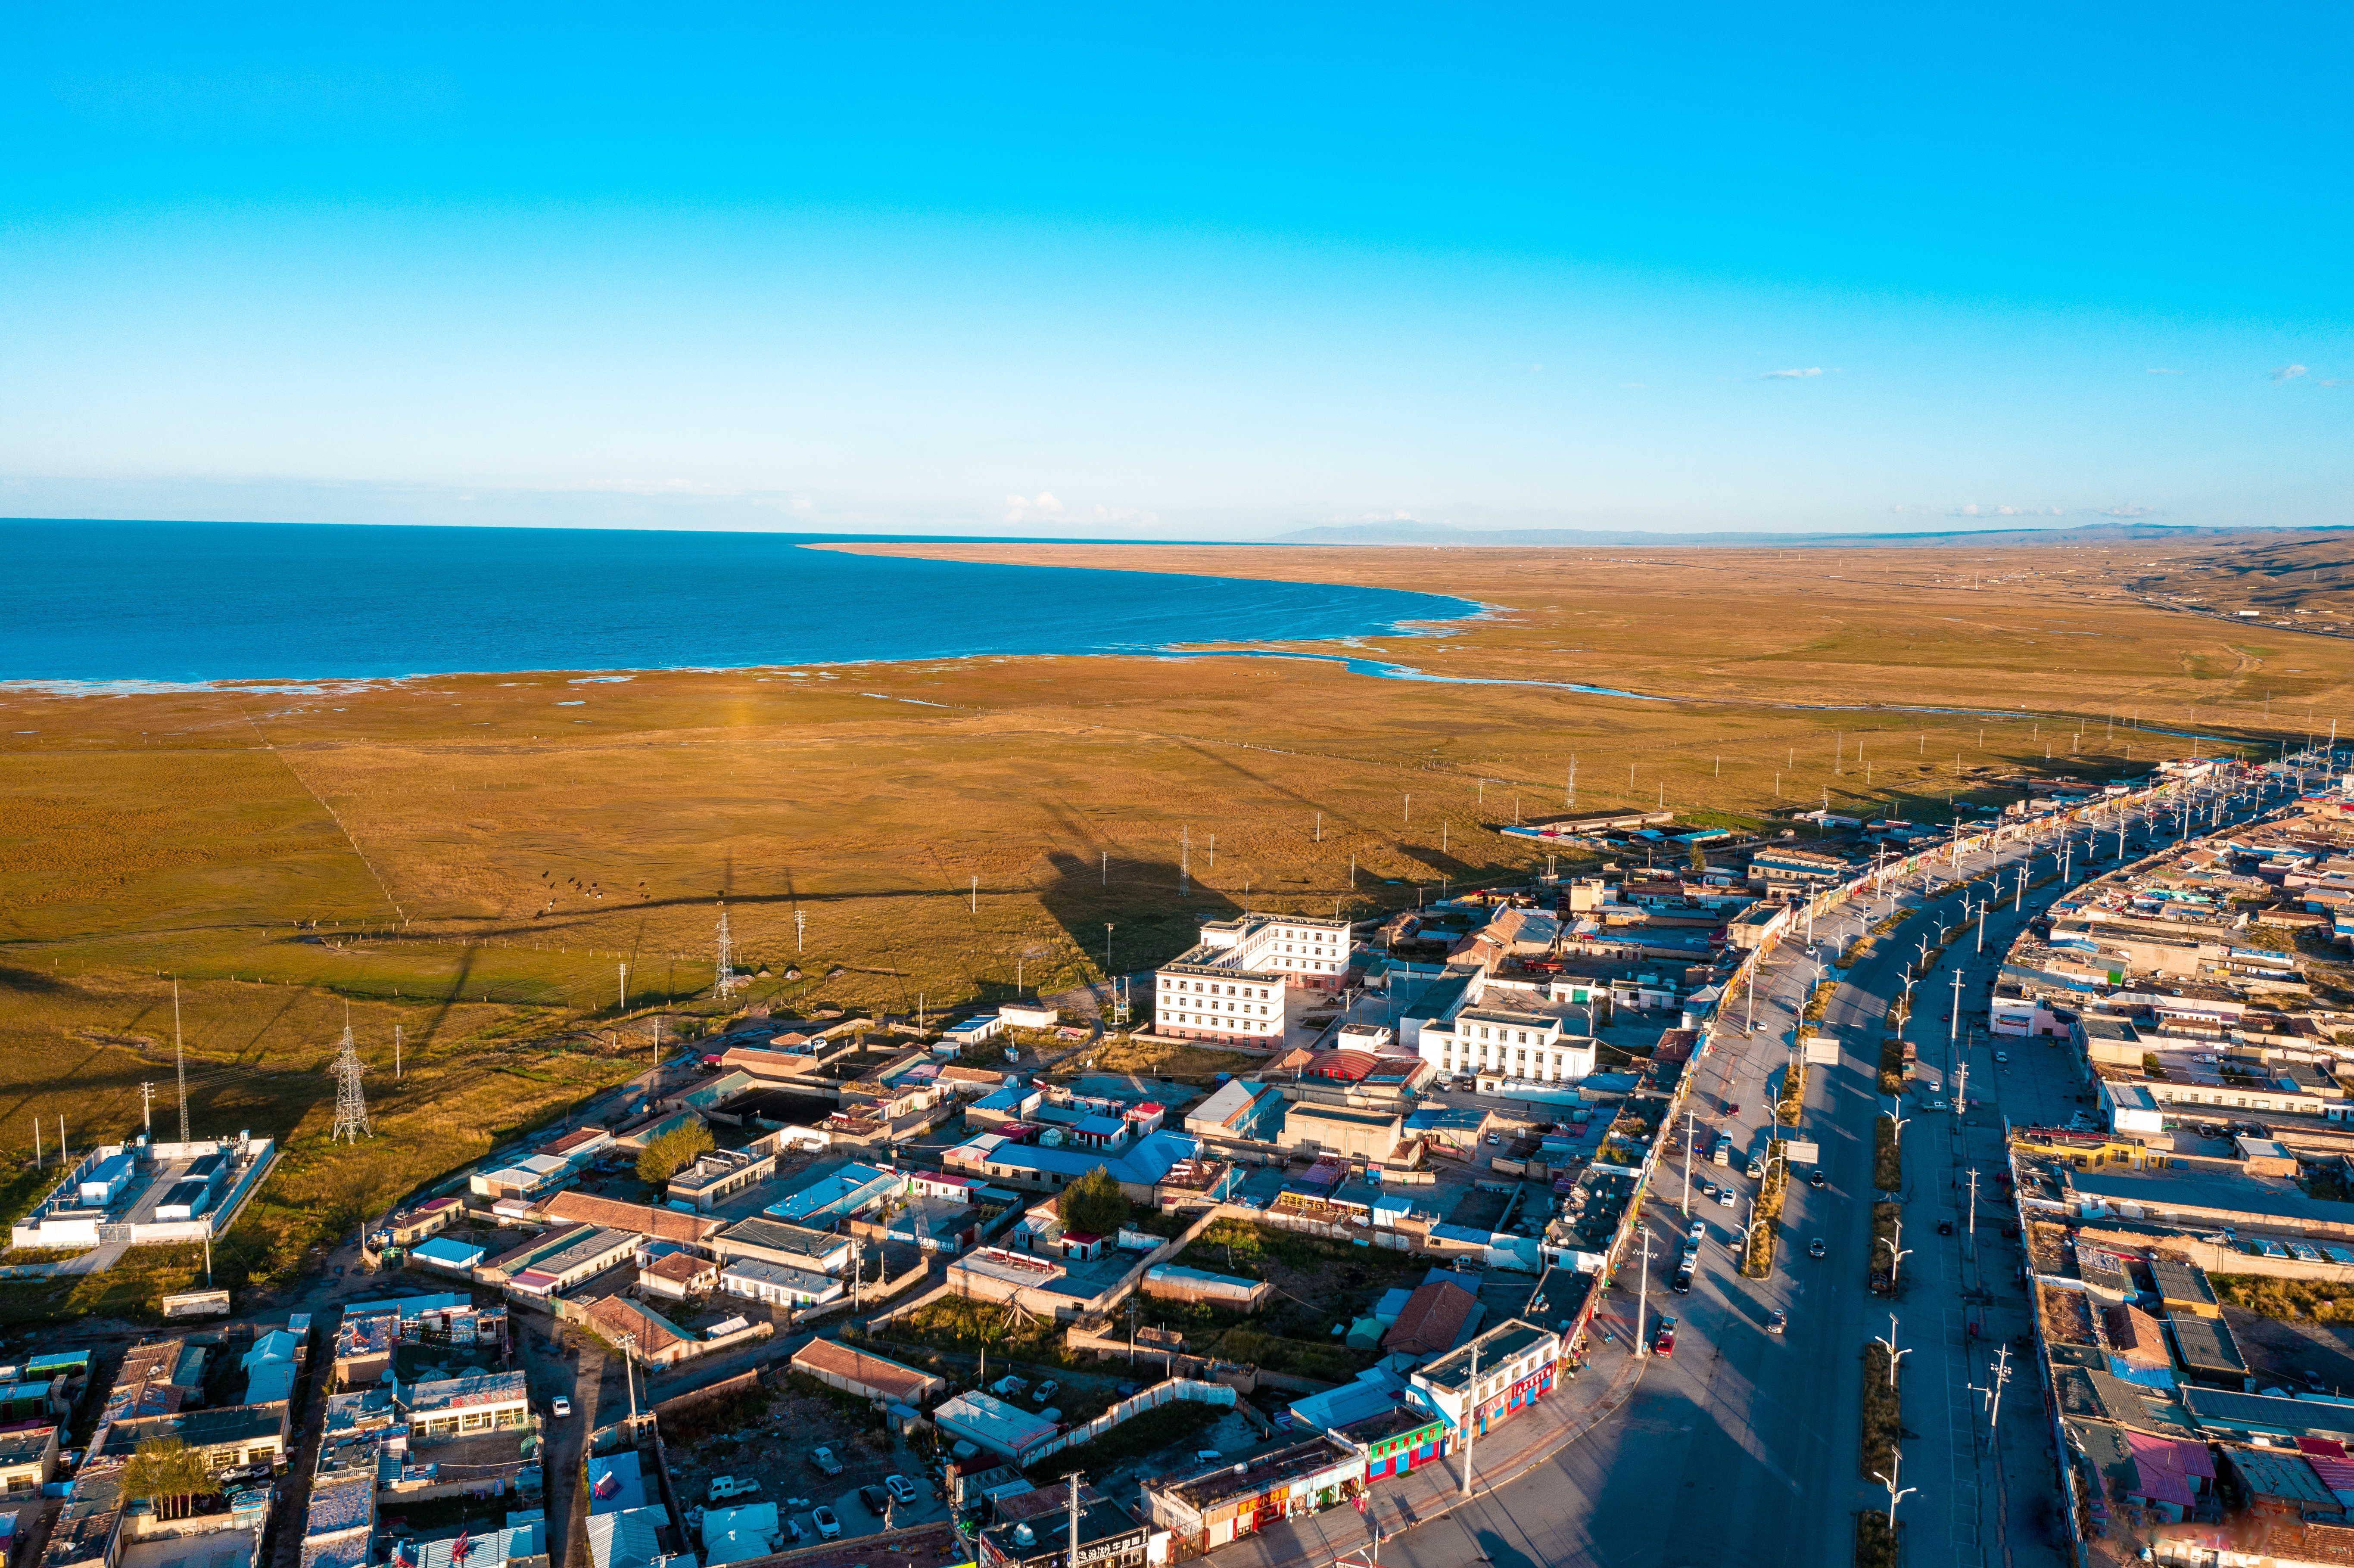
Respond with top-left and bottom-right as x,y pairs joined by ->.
652,1367 -> 764,1422
1021,1375 -> 1238,1466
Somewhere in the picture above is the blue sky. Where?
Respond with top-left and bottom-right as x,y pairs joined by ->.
3,3 -> 2348,537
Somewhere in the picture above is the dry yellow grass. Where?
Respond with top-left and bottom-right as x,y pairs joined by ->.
3,534 -> 2347,1298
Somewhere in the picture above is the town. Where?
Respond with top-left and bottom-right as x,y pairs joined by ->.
4,742 -> 2338,1568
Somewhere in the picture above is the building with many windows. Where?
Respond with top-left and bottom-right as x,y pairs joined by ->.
1414,1000 -> 1597,1092
1153,914 -> 1354,1045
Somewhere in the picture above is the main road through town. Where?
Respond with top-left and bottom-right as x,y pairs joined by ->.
1365,768 -> 2292,1568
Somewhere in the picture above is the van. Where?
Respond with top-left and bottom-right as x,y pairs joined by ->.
1713,1139 -> 1731,1168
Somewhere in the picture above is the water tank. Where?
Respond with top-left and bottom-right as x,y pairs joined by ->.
1013,1524 -> 1035,1547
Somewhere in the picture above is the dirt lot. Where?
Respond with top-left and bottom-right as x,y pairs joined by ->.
1154,1219 -> 1432,1381
662,1373 -> 906,1509
2223,1307 -> 2354,1397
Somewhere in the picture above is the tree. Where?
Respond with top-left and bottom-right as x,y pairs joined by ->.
121,1437 -> 215,1519
1057,1165 -> 1130,1236
1688,839 -> 1707,874
637,1120 -> 716,1185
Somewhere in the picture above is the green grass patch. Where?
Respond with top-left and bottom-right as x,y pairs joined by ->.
1026,1398 -> 1224,1481
1870,1201 -> 1904,1295
1874,1115 -> 1902,1194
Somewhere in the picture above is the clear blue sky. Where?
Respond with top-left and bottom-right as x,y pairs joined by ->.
3,4 -> 2347,537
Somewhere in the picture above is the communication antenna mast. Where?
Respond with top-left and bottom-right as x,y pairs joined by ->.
330,1020 -> 373,1142
173,980 -> 190,1142
713,902 -> 739,999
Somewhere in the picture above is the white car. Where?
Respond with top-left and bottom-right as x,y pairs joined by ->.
550,1396 -> 571,1419
1716,1186 -> 1736,1208
812,1507 -> 841,1541
885,1474 -> 920,1506
1993,1051 -> 2009,1064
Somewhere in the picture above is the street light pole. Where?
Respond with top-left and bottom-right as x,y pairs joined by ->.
1681,1108 -> 1696,1218
1871,1313 -> 1910,1389
1636,1231 -> 1657,1359
1874,1451 -> 1917,1530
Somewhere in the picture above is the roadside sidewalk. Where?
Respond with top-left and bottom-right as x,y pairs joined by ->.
1198,1328 -> 1649,1568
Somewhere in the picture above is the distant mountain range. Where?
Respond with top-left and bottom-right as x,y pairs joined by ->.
1269,520 -> 2345,550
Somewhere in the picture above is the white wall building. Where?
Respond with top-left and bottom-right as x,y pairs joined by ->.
1412,978 -> 1597,1092
1154,913 -> 1354,1045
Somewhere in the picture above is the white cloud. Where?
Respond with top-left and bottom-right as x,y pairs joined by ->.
1002,492 -> 1067,523
2099,504 -> 2155,519
2322,379 -> 2350,389
1948,503 -> 2068,519
1761,367 -> 1824,379
2145,367 -> 2183,375
1088,504 -> 1160,528
2273,364 -> 2310,382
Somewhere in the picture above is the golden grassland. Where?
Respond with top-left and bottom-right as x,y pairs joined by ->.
4,535 -> 2351,1307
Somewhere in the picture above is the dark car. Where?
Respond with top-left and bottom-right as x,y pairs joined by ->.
1808,1168 -> 1827,1188
1937,1219 -> 1955,1236
859,1484 -> 889,1516
1672,1267 -> 1693,1294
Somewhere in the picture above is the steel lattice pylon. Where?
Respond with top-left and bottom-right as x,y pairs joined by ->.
330,1024 -> 372,1142
713,902 -> 739,999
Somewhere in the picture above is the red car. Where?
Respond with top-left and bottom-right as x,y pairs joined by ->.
1653,1317 -> 1676,1358
1722,1099 -> 1740,1116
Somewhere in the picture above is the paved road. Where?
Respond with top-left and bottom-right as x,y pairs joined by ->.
1376,769 -> 2292,1568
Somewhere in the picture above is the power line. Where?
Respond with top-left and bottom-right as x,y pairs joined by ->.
330,1017 -> 372,1142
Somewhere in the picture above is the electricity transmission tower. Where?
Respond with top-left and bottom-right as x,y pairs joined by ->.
713,902 -> 739,999
330,1024 -> 372,1142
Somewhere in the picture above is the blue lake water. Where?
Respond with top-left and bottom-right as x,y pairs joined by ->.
0,520 -> 1478,684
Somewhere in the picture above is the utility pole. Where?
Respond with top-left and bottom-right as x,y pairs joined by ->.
1988,1344 -> 2013,1436
1966,1168 -> 1980,1247
395,1023 -> 404,1080
1949,968 -> 1963,1044
971,875 -> 979,913
620,1332 -> 640,1420
1636,1231 -> 1657,1358
1458,1340 -> 1480,1496
174,980 -> 190,1142
1103,924 -> 1115,982
1681,1108 -> 1696,1217
140,1081 -> 154,1136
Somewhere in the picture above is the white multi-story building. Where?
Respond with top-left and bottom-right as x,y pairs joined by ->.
1154,914 -> 1354,1045
1408,971 -> 1597,1093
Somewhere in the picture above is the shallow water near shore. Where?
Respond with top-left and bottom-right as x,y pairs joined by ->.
0,520 -> 1478,683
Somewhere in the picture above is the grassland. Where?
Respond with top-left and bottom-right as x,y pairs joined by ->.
5,533 -> 2352,1300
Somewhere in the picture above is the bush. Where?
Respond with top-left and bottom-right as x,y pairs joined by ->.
637,1121 -> 715,1185
1877,1037 -> 1905,1097
1855,1512 -> 1899,1568
1860,1343 -> 1903,1477
121,1437 -> 213,1519
1874,1116 -> 1902,1194
1058,1167 -> 1130,1236
1742,1161 -> 1786,1279
1777,1060 -> 1806,1124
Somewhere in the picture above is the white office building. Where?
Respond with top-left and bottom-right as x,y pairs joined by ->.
1154,913 -> 1354,1046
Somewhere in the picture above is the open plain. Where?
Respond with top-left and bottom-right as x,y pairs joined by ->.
3,533 -> 2347,1307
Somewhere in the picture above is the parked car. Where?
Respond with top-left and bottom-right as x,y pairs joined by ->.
1033,1380 -> 1060,1404
1809,1168 -> 1827,1188
1993,1051 -> 2009,1064
1687,1220 -> 1706,1244
1653,1317 -> 1676,1357
1766,1309 -> 1787,1335
859,1484 -> 889,1516
1671,1266 -> 1692,1294
1807,1238 -> 1827,1259
1937,1219 -> 1954,1236
813,1508 -> 841,1541
810,1447 -> 845,1477
885,1475 -> 920,1506
550,1396 -> 571,1419
709,1477 -> 760,1503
